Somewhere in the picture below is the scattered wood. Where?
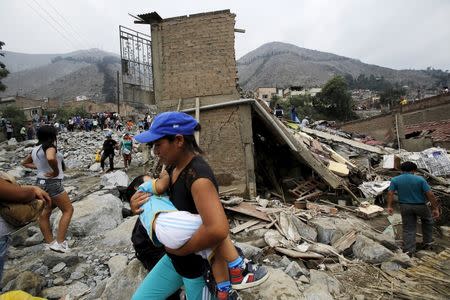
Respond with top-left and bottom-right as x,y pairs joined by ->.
306,202 -> 338,215
288,180 -> 316,198
274,247 -> 324,259
225,202 -> 271,222
328,161 -> 350,177
219,188 -> 237,196
230,219 -> 260,234
332,230 -> 358,253
296,191 -> 323,201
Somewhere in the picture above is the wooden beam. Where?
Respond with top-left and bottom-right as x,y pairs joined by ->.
225,202 -> 271,222
230,220 -> 260,234
301,126 -> 387,155
274,247 -> 324,259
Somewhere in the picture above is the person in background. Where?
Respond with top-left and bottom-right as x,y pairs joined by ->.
120,132 -> 133,172
22,125 -> 74,253
20,126 -> 27,141
290,105 -> 300,123
100,131 -> 118,173
301,116 -> 310,128
0,177 -> 51,281
387,161 -> 440,255
26,122 -> 35,140
274,104 -> 283,119
5,121 -> 13,140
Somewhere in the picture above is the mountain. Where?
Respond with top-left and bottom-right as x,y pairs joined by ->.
0,49 -> 120,101
237,42 -> 437,91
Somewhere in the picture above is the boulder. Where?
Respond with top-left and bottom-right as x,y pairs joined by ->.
107,255 -> 128,275
41,281 -> 90,300
309,217 -> 342,244
309,270 -> 342,296
7,166 -> 26,179
235,242 -> 263,261
52,192 -> 123,237
7,138 -> 17,146
101,259 -> 148,300
6,271 -> 45,296
240,268 -> 304,299
42,252 -> 80,269
285,261 -> 309,277
24,232 -> 44,246
304,283 -> 334,300
100,170 -> 129,189
89,162 -> 101,172
352,234 -> 394,264
52,262 -> 66,273
100,216 -> 138,248
264,229 -> 291,248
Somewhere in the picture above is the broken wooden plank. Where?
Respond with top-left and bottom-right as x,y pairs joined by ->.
328,161 -> 350,176
225,202 -> 271,222
332,230 -> 358,253
301,126 -> 387,155
306,202 -> 338,215
274,247 -> 324,259
318,199 -> 357,213
297,191 -> 323,201
230,219 -> 260,234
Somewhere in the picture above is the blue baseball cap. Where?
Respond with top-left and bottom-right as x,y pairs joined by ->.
134,111 -> 198,143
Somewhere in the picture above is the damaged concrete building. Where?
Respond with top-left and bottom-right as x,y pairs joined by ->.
134,9 -> 345,198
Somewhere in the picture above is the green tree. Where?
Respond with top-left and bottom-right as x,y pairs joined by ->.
0,41 -> 10,92
379,86 -> 406,107
0,106 -> 27,139
269,94 -> 280,109
314,75 -> 357,121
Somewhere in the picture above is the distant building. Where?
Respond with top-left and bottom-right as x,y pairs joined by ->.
254,87 -> 277,101
75,95 -> 89,102
284,86 -> 321,98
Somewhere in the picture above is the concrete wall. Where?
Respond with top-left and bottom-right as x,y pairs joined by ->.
196,104 -> 255,195
150,10 -> 240,110
341,93 -> 450,149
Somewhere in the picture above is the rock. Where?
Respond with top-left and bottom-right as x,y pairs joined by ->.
35,265 -> 49,276
352,235 -> 394,264
304,283 -> 334,300
309,270 -> 342,296
415,250 -> 435,259
52,262 -> 66,273
24,232 -> 44,246
295,221 -> 318,242
100,170 -> 129,189
389,252 -> 413,268
53,277 -> 64,286
381,261 -> 403,272
70,271 -> 85,280
42,252 -> 80,269
360,229 -> 398,251
440,226 -> 450,238
101,259 -> 148,300
9,271 -> 45,296
7,166 -> 25,179
285,261 -> 308,278
89,162 -> 102,172
41,282 -> 90,299
7,138 -> 17,146
235,242 -> 263,261
309,217 -> 340,244
52,192 -> 123,237
264,229 -> 291,248
107,255 -> 128,275
100,215 -> 138,248
279,256 -> 292,268
22,139 -> 38,147
240,268 -> 304,300
299,275 -> 309,283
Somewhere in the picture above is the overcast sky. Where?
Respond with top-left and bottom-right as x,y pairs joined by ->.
1,0 -> 449,70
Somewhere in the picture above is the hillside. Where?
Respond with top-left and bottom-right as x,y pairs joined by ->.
0,49 -> 120,101
237,42 -> 437,91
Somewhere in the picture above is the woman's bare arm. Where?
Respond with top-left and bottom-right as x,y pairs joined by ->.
165,178 -> 229,256
45,147 -> 59,177
22,154 -> 36,169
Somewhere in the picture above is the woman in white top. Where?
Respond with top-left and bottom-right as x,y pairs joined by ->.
22,125 -> 74,253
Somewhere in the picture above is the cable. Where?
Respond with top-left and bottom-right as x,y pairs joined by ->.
29,0 -> 85,49
24,0 -> 76,50
43,0 -> 96,49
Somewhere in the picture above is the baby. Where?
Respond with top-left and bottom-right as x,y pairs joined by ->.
137,175 -> 268,299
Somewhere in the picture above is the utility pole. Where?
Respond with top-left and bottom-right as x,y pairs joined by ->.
116,71 -> 120,115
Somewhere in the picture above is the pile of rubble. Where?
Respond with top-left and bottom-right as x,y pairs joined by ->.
0,130 -> 145,186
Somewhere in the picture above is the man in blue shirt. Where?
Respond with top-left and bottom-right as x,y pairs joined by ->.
387,161 -> 440,255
